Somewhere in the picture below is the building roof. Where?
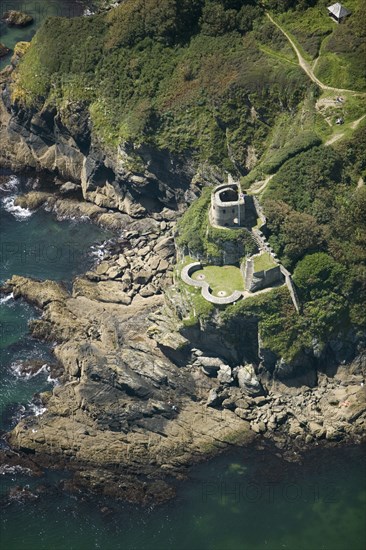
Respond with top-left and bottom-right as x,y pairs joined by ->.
327,3 -> 351,19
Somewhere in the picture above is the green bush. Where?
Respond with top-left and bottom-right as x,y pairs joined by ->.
293,252 -> 346,300
176,188 -> 211,255
14,2 -> 309,166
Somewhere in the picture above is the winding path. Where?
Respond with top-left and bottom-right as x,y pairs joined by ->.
266,13 -> 364,95
247,15 -> 366,193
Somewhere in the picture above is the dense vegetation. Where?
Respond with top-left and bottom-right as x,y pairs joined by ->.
12,0 -> 313,171
178,126 -> 365,362
250,122 -> 366,359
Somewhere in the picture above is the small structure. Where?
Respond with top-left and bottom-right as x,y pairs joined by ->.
327,3 -> 351,23
244,253 -> 283,293
210,182 -> 246,228
181,262 -> 243,305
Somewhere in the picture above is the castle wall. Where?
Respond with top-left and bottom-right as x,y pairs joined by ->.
211,183 -> 246,227
249,265 -> 283,293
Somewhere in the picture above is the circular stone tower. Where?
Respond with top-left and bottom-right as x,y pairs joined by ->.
210,182 -> 246,227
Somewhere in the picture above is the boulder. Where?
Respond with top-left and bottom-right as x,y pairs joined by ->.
134,270 -> 152,285
106,266 -> 123,279
196,356 -> 222,377
157,259 -> 170,273
60,182 -> 81,195
73,279 -> 131,305
236,364 -> 263,396
117,255 -> 129,269
217,365 -> 233,385
154,237 -> 175,260
139,284 -> 157,298
2,10 -> 33,27
207,389 -> 221,408
251,422 -> 266,434
14,192 -> 50,210
155,330 -> 189,352
308,422 -> 325,439
0,43 -> 10,58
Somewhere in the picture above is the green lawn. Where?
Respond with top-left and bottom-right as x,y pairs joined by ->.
192,265 -> 244,297
253,252 -> 276,273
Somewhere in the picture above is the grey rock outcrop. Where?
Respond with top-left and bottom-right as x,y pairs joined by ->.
236,364 -> 264,396
0,43 -> 10,58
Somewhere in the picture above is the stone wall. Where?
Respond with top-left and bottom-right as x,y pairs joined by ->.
249,265 -> 283,293
280,266 -> 301,313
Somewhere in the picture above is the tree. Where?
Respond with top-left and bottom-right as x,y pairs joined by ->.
293,252 -> 346,300
237,5 -> 261,33
264,199 -> 291,234
200,2 -> 237,36
282,211 -> 324,262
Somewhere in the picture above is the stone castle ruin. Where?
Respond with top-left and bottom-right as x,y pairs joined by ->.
210,182 -> 246,227
179,176 -> 300,311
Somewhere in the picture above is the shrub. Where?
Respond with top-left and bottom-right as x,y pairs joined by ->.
293,252 -> 346,300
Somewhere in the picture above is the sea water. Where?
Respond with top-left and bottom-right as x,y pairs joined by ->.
0,170 -> 110,432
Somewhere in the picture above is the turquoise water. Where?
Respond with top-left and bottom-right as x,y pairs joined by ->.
0,0 -> 87,70
0,174 -> 108,284
0,171 -> 109,431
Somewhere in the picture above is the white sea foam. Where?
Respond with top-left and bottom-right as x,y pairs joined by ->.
47,374 -> 60,386
11,361 -> 49,380
1,195 -> 33,221
91,243 -> 107,260
0,465 -> 33,476
0,292 -> 14,305
0,175 -> 20,193
28,403 -> 47,417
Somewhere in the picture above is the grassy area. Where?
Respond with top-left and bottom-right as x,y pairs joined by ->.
276,0 -> 366,91
174,256 -> 215,326
192,265 -> 244,296
253,252 -> 276,273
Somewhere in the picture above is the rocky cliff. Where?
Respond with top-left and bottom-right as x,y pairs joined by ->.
0,58 -> 204,220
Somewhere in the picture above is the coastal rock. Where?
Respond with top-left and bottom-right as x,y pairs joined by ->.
207,389 -> 221,408
154,237 -> 175,260
134,270 -> 152,285
139,283 -> 157,298
195,356 -> 222,377
217,365 -> 233,385
73,279 -> 132,305
60,182 -> 81,195
236,364 -> 264,396
4,275 -> 69,308
1,10 -> 33,27
0,43 -> 10,58
251,421 -> 266,434
14,192 -> 51,210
